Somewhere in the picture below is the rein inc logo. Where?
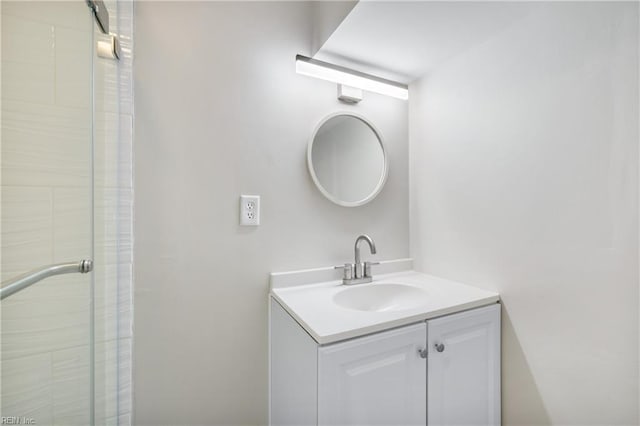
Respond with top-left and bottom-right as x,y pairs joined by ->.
1,418 -> 35,425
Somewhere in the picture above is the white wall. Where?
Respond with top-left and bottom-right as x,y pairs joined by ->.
310,0 -> 358,55
409,2 -> 639,424
133,2 -> 409,424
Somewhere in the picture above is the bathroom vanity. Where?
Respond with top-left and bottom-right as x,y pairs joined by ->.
269,261 -> 501,426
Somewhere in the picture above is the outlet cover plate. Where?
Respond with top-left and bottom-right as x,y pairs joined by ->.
240,195 -> 260,226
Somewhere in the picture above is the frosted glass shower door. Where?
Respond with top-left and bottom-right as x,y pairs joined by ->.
1,1 -> 95,424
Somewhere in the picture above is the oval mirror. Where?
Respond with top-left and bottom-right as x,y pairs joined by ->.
307,113 -> 388,207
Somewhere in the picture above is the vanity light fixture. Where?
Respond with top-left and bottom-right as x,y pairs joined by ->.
295,54 -> 409,101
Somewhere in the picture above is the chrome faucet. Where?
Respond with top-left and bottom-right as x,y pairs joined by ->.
335,234 -> 380,285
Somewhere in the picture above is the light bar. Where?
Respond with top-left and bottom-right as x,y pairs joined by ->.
295,55 -> 409,100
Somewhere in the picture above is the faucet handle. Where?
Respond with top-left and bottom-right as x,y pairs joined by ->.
334,263 -> 354,281
364,261 -> 380,278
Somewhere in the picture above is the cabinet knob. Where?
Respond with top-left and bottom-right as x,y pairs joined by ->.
435,343 -> 445,353
417,347 -> 428,359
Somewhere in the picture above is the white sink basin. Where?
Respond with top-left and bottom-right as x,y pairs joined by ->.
271,269 -> 501,344
333,283 -> 429,312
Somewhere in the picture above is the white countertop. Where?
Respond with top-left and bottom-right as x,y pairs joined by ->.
270,270 -> 500,345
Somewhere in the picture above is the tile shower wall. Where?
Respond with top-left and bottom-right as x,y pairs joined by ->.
1,0 -> 133,424
1,3 -> 93,424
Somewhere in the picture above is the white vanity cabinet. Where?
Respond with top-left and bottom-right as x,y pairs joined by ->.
270,299 -> 501,426
427,304 -> 501,426
318,323 -> 427,426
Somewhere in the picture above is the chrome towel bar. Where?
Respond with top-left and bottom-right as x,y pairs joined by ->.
0,259 -> 93,300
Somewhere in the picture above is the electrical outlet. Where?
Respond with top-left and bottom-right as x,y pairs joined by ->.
240,195 -> 260,226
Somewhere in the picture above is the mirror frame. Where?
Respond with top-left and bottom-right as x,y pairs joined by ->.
307,112 -> 388,207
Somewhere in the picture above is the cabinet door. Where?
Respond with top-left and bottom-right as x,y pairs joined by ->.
318,323 -> 427,426
427,304 -> 501,426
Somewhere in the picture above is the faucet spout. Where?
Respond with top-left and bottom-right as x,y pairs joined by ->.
354,234 -> 377,266
337,235 -> 379,285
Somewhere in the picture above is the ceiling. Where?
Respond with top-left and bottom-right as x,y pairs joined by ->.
314,1 -> 538,84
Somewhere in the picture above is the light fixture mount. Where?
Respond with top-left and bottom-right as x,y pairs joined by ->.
337,85 -> 363,103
